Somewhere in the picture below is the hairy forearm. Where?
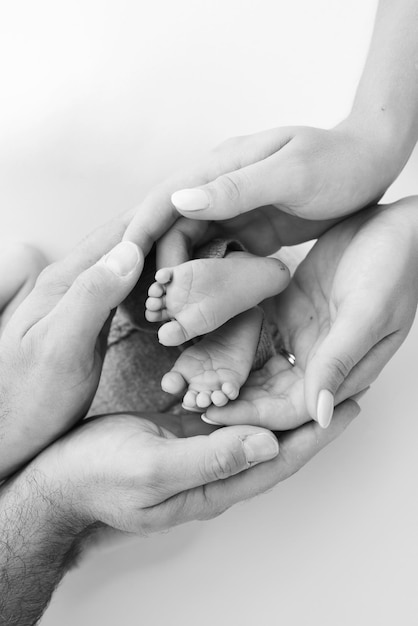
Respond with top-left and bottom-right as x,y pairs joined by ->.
0,467 -> 89,626
348,0 -> 418,164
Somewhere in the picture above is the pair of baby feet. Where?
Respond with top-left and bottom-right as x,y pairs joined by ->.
145,250 -> 290,412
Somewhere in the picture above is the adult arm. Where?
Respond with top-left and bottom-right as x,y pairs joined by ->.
0,467 -> 90,625
168,0 -> 418,221
0,403 -> 358,625
122,0 -> 418,263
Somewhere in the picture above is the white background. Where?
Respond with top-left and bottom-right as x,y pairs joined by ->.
1,1 -> 418,624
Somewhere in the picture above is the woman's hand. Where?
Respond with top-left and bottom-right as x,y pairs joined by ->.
0,211 -> 146,479
30,403 -> 358,535
123,118 -> 402,262
203,197 -> 418,429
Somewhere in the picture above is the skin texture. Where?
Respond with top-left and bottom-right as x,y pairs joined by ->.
121,0 -> 418,425
0,402 -> 359,625
0,222 -> 360,625
202,198 -> 418,428
161,308 -> 264,410
2,4 -> 418,622
146,252 -> 289,345
0,211 -> 147,479
0,243 -> 47,334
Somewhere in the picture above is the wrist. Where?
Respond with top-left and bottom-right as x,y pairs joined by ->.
27,451 -> 93,534
336,111 -> 415,186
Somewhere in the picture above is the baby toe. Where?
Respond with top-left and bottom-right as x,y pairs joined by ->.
148,282 -> 165,298
222,382 -> 239,401
161,371 -> 187,395
158,320 -> 188,346
145,309 -> 164,322
155,267 -> 173,285
211,390 -> 229,407
146,296 -> 164,312
182,390 -> 199,411
196,391 -> 212,409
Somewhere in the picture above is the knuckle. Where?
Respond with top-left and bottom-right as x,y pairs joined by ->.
328,353 -> 356,385
34,262 -> 70,296
73,268 -> 106,301
35,262 -> 59,286
204,439 -> 245,481
217,173 -> 242,205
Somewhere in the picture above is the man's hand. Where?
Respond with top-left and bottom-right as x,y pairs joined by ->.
0,401 -> 359,624
0,211 -> 145,479
202,198 -> 418,429
0,243 -> 47,334
31,403 -> 358,535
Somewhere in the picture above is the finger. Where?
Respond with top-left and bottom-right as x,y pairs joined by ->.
203,375 -> 308,431
123,163 -> 223,253
0,244 -> 47,324
52,209 -> 136,284
304,307 -> 381,428
123,127 -> 294,248
170,141 -> 303,221
43,242 -> 143,353
144,399 -> 359,533
152,424 -> 280,496
156,218 -> 215,269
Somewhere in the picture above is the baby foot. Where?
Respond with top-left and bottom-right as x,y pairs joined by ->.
161,308 -> 263,410
145,251 -> 289,346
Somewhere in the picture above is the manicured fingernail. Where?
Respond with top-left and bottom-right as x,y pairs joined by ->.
317,389 -> 334,429
351,387 -> 370,403
104,242 -> 140,277
242,433 -> 279,464
201,414 -> 221,425
171,189 -> 210,212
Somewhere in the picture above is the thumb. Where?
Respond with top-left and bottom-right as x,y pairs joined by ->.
48,241 -> 143,352
144,399 -> 360,533
304,308 -> 378,428
171,146 -> 300,220
155,425 -> 279,495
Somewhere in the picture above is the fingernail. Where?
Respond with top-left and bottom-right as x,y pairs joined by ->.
104,242 -> 140,277
201,414 -> 221,425
171,189 -> 210,212
242,433 -> 279,464
317,389 -> 334,429
351,386 -> 370,403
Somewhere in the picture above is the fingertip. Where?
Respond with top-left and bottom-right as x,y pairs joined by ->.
171,189 -> 210,213
316,389 -> 334,429
103,241 -> 142,278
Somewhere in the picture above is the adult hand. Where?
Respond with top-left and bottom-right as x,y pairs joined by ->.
170,122 -> 398,221
30,402 -> 358,535
203,197 -> 418,429
0,243 -> 47,334
122,128 -> 352,260
123,118 -> 400,261
0,210 -> 146,479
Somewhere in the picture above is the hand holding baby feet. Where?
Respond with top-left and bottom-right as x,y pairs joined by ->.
145,251 -> 290,346
161,308 -> 266,411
